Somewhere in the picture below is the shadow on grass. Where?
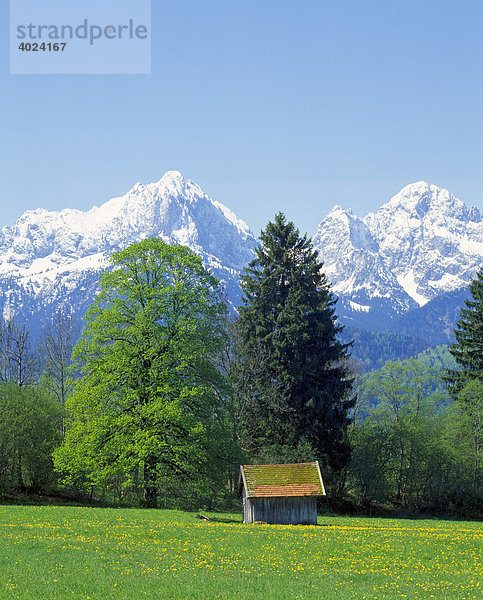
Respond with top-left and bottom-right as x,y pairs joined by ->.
208,517 -> 242,524
194,513 -> 242,524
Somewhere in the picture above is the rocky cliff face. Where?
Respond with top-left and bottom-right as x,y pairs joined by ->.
0,175 -> 481,345
312,181 -> 482,331
0,170 -> 257,330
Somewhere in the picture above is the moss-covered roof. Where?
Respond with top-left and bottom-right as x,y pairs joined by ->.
241,462 -> 325,498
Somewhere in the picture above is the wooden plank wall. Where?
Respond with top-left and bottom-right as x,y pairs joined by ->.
243,496 -> 317,525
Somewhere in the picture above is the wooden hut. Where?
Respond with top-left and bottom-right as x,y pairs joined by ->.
239,462 -> 326,525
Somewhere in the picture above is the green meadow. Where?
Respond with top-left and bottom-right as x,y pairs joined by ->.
0,505 -> 480,600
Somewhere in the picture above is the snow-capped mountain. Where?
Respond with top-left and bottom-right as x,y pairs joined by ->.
313,206 -> 417,319
313,181 -> 482,330
0,170 -> 257,331
0,174 -> 481,347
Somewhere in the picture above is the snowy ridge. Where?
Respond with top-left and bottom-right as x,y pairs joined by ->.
313,181 -> 482,323
0,174 -> 481,342
0,170 -> 257,322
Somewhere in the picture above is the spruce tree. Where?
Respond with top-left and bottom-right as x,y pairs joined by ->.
236,213 -> 354,472
446,267 -> 483,396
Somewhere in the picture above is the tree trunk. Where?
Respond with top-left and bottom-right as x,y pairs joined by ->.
143,455 -> 158,508
16,449 -> 24,492
396,444 -> 405,504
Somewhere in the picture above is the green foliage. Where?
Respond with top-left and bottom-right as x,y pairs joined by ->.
0,383 -> 61,493
445,379 -> 482,507
236,213 -> 354,473
414,345 -> 456,371
344,326 -> 430,371
446,267 -> 483,396
54,238 -> 231,507
348,355 -> 483,513
348,358 -> 455,507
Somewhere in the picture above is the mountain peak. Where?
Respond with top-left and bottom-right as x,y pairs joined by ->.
326,205 -> 355,217
162,169 -> 183,179
158,169 -> 185,187
386,181 -> 431,211
382,181 -> 469,221
313,180 -> 483,323
0,175 -> 481,347
141,169 -> 208,203
0,172 -> 257,303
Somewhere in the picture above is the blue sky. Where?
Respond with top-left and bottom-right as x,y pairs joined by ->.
1,0 -> 482,236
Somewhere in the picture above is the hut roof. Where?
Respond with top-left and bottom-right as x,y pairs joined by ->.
240,462 -> 326,498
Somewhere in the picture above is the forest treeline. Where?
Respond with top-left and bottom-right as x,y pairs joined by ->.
0,216 -> 481,516
342,327 -> 432,372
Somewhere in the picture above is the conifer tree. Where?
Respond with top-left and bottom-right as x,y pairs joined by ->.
236,213 -> 354,472
446,267 -> 483,396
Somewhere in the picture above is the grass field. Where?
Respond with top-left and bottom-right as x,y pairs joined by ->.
0,505 -> 480,599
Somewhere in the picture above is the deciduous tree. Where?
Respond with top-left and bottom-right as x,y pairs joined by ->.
39,308 -> 78,407
0,318 -> 37,386
54,239 -> 229,507
0,383 -> 61,493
